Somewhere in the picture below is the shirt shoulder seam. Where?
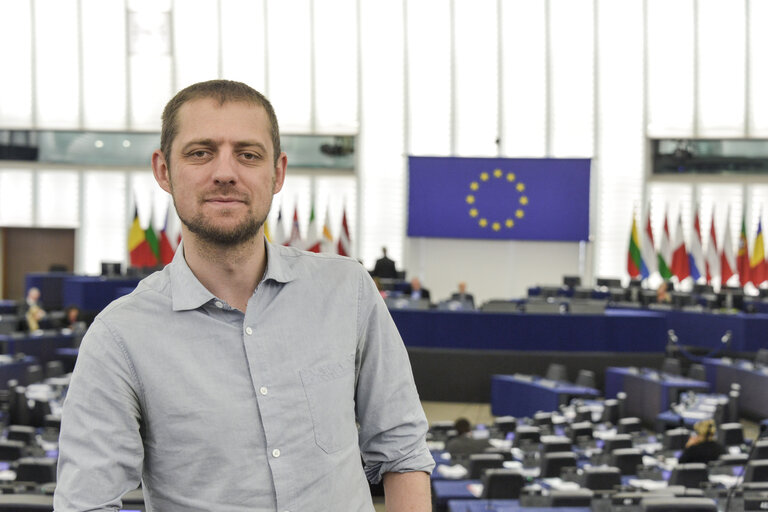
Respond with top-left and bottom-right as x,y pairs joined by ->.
93,314 -> 147,408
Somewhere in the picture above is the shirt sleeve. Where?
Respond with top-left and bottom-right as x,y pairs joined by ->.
54,318 -> 145,511
353,270 -> 435,483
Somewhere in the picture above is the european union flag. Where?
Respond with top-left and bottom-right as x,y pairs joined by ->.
408,156 -> 590,241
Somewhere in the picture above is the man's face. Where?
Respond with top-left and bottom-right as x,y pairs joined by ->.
152,98 -> 286,246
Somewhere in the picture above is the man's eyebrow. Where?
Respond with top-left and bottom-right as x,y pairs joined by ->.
234,141 -> 268,153
180,139 -> 216,153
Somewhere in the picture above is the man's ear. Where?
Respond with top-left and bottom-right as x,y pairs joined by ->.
152,150 -> 172,194
272,152 -> 287,194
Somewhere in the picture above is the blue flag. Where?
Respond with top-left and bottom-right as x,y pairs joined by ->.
408,156 -> 590,241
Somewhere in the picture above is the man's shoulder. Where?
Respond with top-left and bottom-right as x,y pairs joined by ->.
96,268 -> 172,322
272,244 -> 366,277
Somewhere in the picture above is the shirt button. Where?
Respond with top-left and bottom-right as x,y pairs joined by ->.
259,386 -> 268,395
214,301 -> 223,308
272,448 -> 281,458
245,326 -> 253,335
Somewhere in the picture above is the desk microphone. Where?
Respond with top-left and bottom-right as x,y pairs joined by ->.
723,425 -> 768,511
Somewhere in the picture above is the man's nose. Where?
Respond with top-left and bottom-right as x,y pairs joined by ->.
211,154 -> 238,184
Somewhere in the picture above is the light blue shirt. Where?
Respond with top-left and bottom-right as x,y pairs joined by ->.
54,242 -> 434,511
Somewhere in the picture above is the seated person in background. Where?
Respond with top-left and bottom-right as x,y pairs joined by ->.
450,282 -> 475,309
64,305 -> 89,347
445,418 -> 492,458
372,246 -> 398,279
656,281 -> 672,303
20,287 -> 46,332
678,419 -> 726,464
407,277 -> 430,301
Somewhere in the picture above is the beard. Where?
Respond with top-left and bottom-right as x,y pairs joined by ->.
174,193 -> 272,247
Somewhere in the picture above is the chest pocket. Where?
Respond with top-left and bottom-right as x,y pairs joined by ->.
300,354 -> 357,454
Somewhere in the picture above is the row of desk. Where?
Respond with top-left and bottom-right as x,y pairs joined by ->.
391,308 -> 768,353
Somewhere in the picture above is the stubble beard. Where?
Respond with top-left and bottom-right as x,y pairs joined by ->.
174,190 -> 273,248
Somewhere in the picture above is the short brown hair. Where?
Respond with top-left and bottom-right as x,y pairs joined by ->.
160,79 -> 281,165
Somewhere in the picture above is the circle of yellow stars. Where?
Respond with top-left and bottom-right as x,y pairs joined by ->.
466,168 -> 528,231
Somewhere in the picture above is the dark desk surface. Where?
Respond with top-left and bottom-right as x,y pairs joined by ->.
605,367 -> 710,426
700,357 -> 768,419
447,501 -> 589,512
491,374 -> 600,418
391,309 -> 668,352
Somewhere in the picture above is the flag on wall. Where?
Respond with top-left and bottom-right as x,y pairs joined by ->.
641,207 -> 657,278
321,206 -> 334,253
688,209 -> 705,281
408,156 -> 590,241
128,206 -> 157,267
721,209 -> 736,285
273,207 -> 286,246
737,213 -> 751,286
705,209 -> 719,284
670,212 -> 690,281
750,218 -> 767,286
158,206 -> 176,265
287,206 -> 302,247
305,202 -> 321,253
657,211 -> 673,280
338,207 -> 351,257
627,213 -> 644,279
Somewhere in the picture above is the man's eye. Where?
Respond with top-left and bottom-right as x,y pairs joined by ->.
242,152 -> 261,160
192,150 -> 208,158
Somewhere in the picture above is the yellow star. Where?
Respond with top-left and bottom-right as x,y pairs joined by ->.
479,218 -> 488,228
492,222 -> 501,231
480,172 -> 489,181
507,172 -> 515,182
466,195 -> 475,204
469,208 -> 478,217
520,196 -> 528,205
516,209 -> 524,218
493,169 -> 502,178
470,181 -> 479,191
505,219 -> 514,228
516,182 -> 525,192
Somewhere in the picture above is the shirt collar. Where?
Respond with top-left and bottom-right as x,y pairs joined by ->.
168,239 -> 297,311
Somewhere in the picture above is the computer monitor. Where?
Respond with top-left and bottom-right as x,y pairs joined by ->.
563,275 -> 581,288
101,261 -> 123,277
596,277 -> 622,288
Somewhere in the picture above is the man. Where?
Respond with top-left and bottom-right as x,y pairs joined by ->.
449,282 -> 475,309
407,277 -> 430,301
444,418 -> 492,458
55,80 -> 433,511
372,246 -> 398,279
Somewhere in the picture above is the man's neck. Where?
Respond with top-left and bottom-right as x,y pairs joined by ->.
182,231 -> 267,312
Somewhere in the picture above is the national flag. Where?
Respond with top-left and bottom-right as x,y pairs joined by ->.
321,206 -> 334,253
305,202 -> 321,253
641,206 -> 657,279
144,213 -> 161,266
670,212 -> 690,282
627,213 -> 643,279
273,207 -> 286,245
750,217 -> 767,286
337,207 -> 351,257
287,206 -> 302,248
657,210 -> 673,280
264,219 -> 272,243
720,208 -> 736,285
737,212 -> 751,286
158,205 -> 175,265
688,208 -> 705,282
705,208 -> 720,284
128,206 -> 157,267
